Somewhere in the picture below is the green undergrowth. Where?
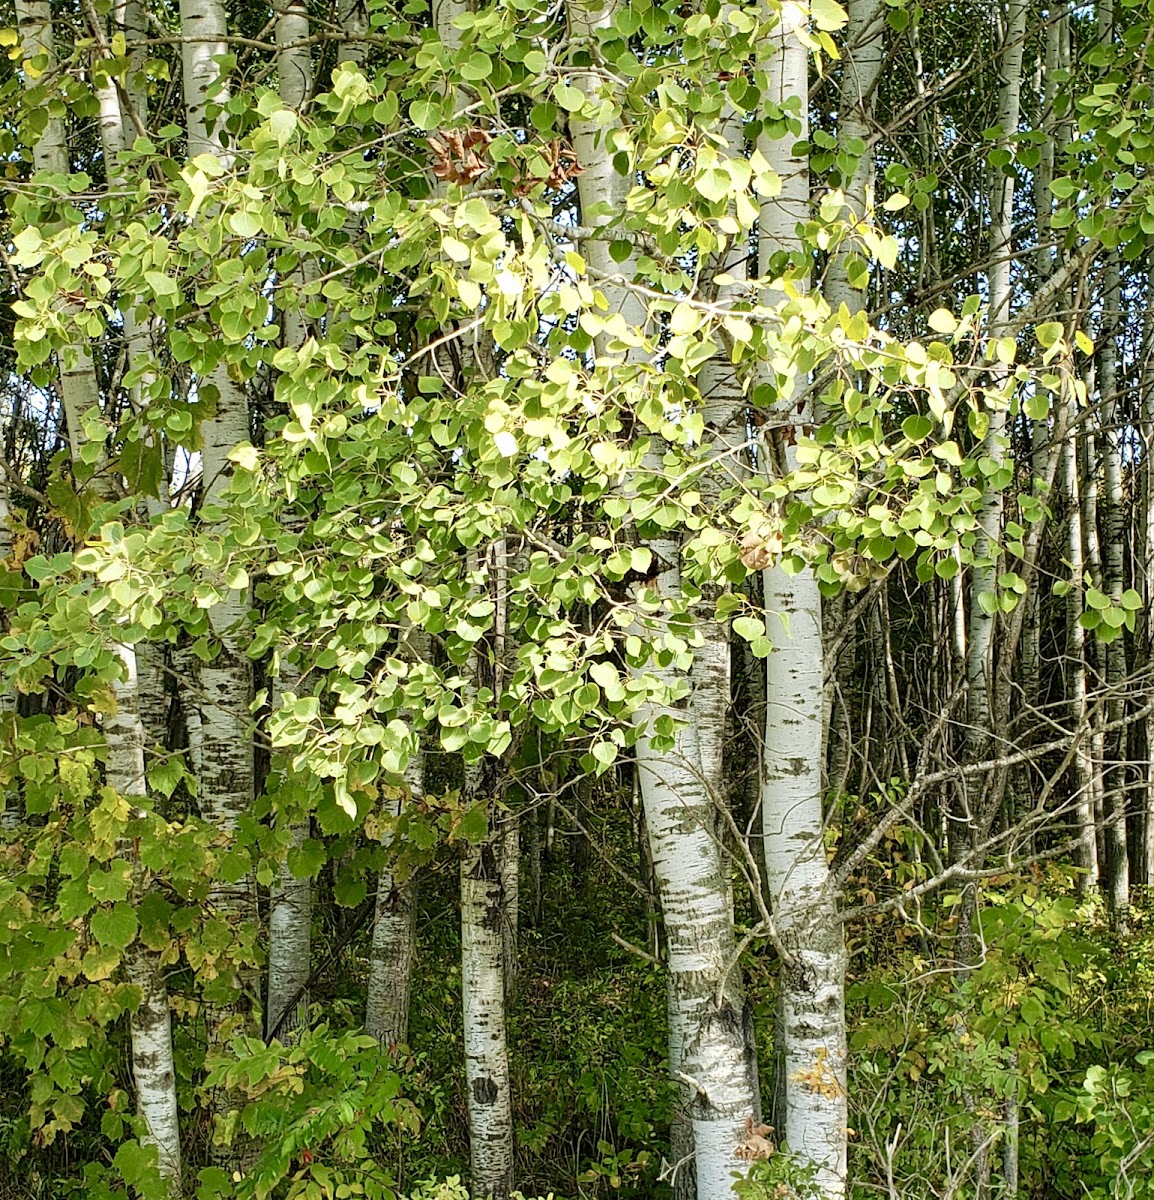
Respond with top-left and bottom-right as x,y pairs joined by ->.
2,819 -> 1153,1200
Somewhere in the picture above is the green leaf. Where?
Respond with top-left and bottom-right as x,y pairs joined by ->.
455,804 -> 489,845
811,0 -> 849,30
144,270 -> 179,299
90,902 -> 138,951
901,415 -> 933,443
554,83 -> 586,112
269,108 -> 297,145
228,209 -> 263,238
409,98 -> 441,130
927,308 -> 957,335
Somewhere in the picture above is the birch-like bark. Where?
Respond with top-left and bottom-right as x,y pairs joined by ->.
1097,250 -> 1130,924
757,6 -> 848,1197
266,811 -> 311,1041
1063,425 -> 1100,890
1096,0 -> 1129,927
500,811 -> 519,1004
84,0 -> 171,760
263,0 -> 316,1048
570,3 -> 758,1193
823,0 -> 883,791
825,0 -> 884,314
115,0 -> 149,139
17,11 -> 182,1183
265,661 -> 310,1043
365,627 -> 423,1051
1140,264 -> 1154,887
336,0 -> 369,65
106,647 -> 183,1193
461,816 -> 514,1200
177,2 -> 256,1167
963,0 -> 1027,785
1080,423 -> 1109,878
178,0 -> 255,899
0,464 -> 18,829
683,77 -> 758,1200
15,0 -> 105,484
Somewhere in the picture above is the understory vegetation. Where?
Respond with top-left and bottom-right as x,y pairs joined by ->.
3,0 -> 1154,1198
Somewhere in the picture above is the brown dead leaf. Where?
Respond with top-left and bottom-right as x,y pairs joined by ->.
735,1116 -> 775,1161
427,128 -> 493,184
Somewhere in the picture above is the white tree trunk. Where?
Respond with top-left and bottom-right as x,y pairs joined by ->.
826,0 -> 884,314
266,815 -> 311,1041
266,655 -> 311,1044
263,0 -> 316,1047
630,539 -> 757,1200
106,647 -> 183,1193
16,9 -> 181,1183
0,468 -> 19,830
757,7 -> 848,1197
1141,264 -> 1154,887
760,564 -> 847,1194
570,4 -> 759,1192
500,811 -> 519,1004
1063,427 -> 1100,889
178,0 -> 255,893
461,828 -> 514,1200
964,0 -> 1026,774
1097,0 -> 1128,924
1097,249 -> 1130,923
365,743 -> 420,1049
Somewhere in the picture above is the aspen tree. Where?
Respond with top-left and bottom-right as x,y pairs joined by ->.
264,0 -> 315,1046
568,1 -> 759,1194
15,3 -> 182,1184
756,6 -> 848,1193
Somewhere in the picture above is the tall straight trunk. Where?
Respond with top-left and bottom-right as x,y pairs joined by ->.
826,0 -> 884,314
177,0 -> 255,910
1096,0 -> 1129,926
84,0 -> 170,758
962,0 -> 1027,807
17,5 -> 181,1185
266,814 -> 311,1041
566,2 -> 758,1194
632,624 -> 758,1199
336,0 -> 369,65
264,0 -> 316,1047
500,811 -> 519,1005
1140,263 -> 1154,887
1098,251 -> 1130,924
569,4 -> 758,1195
177,1 -> 256,1168
0,465 -> 18,829
958,17 -> 1027,1193
823,0 -> 882,790
757,5 -> 848,1196
461,812 -> 514,1200
1064,426 -> 1100,891
760,565 -> 847,1194
107,647 -> 183,1192
365,739 -> 421,1049
115,0 -> 149,138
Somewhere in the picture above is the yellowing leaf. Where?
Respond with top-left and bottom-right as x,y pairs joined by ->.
494,431 -> 519,457
928,309 -> 957,335
670,303 -> 703,336
811,0 -> 849,31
